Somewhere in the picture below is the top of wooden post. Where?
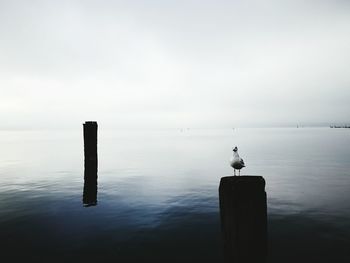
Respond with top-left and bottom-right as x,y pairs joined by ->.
83,121 -> 98,126
219,176 -> 265,191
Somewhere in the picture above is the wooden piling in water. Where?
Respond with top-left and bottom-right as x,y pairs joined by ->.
219,176 -> 267,263
83,121 -> 98,206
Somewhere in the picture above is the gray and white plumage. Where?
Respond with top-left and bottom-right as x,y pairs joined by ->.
230,146 -> 245,176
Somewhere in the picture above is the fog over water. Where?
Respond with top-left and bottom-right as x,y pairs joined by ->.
1,0 -> 350,129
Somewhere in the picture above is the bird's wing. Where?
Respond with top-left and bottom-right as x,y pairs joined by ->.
240,158 -> 245,166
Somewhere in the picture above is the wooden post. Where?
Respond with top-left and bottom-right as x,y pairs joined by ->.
83,121 -> 98,206
219,176 -> 267,263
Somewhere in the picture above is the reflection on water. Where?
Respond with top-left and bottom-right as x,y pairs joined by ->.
0,128 -> 349,262
83,177 -> 97,207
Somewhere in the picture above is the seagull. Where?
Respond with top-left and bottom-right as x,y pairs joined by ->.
230,146 -> 245,176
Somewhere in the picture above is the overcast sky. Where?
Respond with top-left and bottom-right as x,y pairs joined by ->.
0,0 -> 349,129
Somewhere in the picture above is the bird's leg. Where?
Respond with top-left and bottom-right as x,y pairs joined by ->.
239,170 -> 240,176
234,169 -> 236,176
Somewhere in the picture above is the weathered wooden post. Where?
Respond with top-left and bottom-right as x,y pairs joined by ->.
219,176 -> 267,263
83,121 -> 98,206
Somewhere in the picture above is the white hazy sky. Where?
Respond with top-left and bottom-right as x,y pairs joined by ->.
0,0 -> 349,129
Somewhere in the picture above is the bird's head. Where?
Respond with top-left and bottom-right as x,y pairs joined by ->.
233,146 -> 238,152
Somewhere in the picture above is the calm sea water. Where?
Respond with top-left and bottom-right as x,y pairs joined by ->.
0,128 -> 349,262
